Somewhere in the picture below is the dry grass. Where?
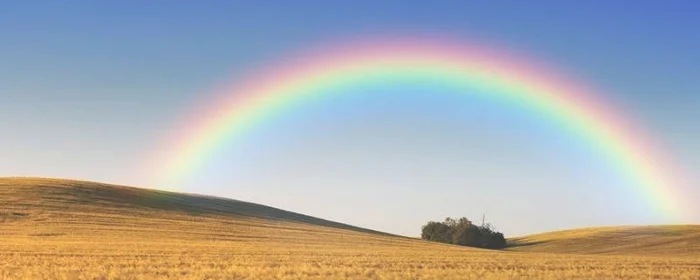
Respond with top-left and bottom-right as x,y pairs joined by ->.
1,177 -> 698,279
508,225 -> 700,256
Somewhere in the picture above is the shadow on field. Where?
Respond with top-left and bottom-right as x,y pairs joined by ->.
505,240 -> 547,248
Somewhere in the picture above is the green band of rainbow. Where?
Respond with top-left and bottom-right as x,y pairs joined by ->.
150,37 -> 684,220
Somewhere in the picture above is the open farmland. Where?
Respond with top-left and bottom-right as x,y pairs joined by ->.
1,178 -> 698,279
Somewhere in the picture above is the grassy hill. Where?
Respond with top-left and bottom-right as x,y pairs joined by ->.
0,177 -> 393,237
1,177 -> 698,279
508,225 -> 700,256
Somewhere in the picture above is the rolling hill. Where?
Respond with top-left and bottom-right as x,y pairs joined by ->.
508,225 -> 700,256
0,177 -> 392,237
1,177 -> 698,279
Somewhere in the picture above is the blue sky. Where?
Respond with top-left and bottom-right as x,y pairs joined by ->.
1,1 -> 698,236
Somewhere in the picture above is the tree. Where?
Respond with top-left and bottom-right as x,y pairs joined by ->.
419,216 -> 507,249
421,221 -> 450,243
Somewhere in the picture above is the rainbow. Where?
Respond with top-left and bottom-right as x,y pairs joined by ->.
150,36 -> 684,220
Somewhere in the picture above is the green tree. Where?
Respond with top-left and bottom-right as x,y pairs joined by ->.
420,216 -> 507,249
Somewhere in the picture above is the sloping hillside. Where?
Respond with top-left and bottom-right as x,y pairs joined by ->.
1,177 -> 698,279
508,225 -> 700,256
0,177 -> 394,238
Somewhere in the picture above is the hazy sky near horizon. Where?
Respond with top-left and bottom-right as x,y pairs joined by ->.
1,1 -> 698,236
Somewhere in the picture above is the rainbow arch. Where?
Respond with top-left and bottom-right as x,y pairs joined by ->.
150,37 -> 684,220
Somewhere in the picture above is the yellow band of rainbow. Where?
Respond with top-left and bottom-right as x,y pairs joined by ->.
150,37 -> 684,220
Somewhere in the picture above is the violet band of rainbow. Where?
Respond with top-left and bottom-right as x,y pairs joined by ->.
150,37 -> 685,221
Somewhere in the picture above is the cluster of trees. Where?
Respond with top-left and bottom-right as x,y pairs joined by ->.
420,217 -> 507,249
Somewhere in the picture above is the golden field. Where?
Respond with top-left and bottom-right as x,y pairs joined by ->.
1,178 -> 698,279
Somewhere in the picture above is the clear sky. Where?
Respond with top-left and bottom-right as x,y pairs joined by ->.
1,1 -> 698,237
